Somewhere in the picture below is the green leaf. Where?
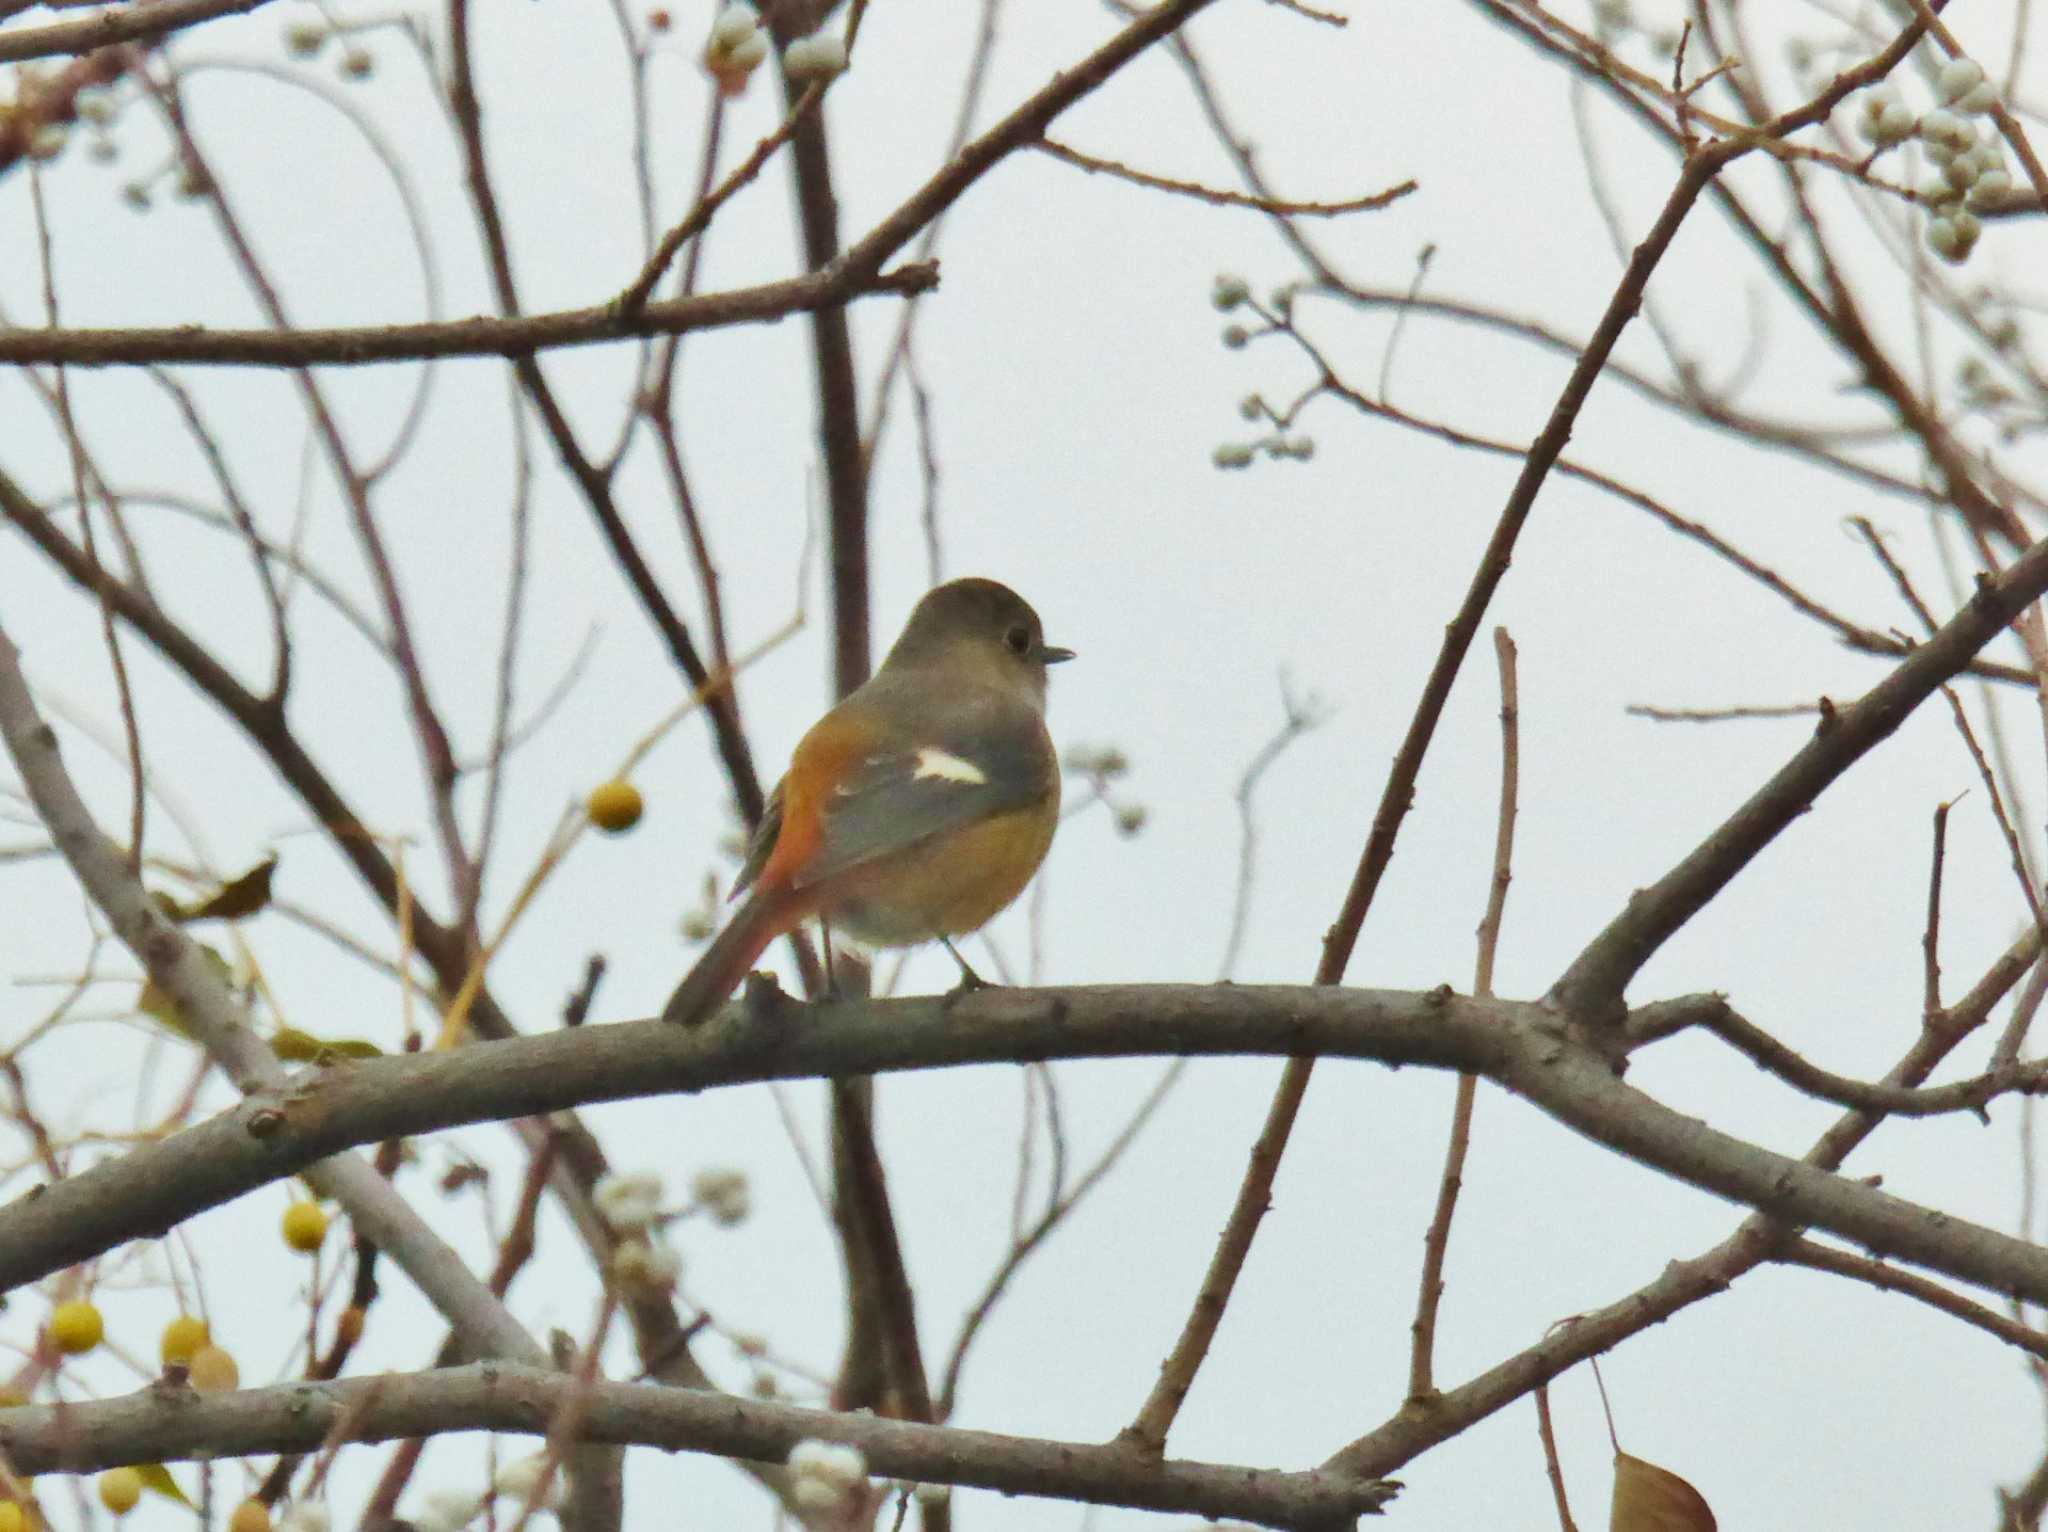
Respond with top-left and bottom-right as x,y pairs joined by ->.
135,945 -> 233,1039
177,855 -> 277,923
271,1027 -> 383,1063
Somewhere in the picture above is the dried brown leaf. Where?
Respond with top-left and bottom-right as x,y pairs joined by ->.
1611,1452 -> 1715,1532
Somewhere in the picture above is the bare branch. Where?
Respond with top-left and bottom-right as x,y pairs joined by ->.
0,0 -> 275,63
9,983 -> 2048,1316
1036,139 -> 1417,217
1779,1238 -> 2048,1361
837,0 -> 1226,279
615,83 -> 826,317
1329,913 -> 2042,1485
1532,1381 -> 1581,1532
0,1362 -> 1396,1528
1553,535 -> 2048,1028
0,262 -> 937,368
1642,994 -> 2048,1116
1117,24 -> 1932,1450
1408,629 -> 1520,1404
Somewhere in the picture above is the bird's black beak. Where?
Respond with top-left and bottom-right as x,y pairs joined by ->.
1039,644 -> 1077,665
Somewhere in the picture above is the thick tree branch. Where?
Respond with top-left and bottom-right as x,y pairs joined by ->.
0,0 -> 273,63
11,984 -> 2048,1314
0,1363 -> 1396,1529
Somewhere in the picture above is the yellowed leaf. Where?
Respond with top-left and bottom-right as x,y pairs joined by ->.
271,1027 -> 382,1063
177,856 -> 277,923
132,1463 -> 190,1508
135,946 -> 233,1039
1612,1452 -> 1715,1532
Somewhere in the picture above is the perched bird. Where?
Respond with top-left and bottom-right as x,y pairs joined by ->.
661,577 -> 1073,1025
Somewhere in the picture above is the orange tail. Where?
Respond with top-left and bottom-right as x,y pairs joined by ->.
659,887 -> 793,1026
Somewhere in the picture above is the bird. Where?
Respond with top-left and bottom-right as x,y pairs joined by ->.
661,577 -> 1073,1025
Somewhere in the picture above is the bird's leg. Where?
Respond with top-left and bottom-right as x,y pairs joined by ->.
821,917 -> 842,1001
939,935 -> 993,999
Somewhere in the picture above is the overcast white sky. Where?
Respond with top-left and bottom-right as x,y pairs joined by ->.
5,0 -> 2048,1527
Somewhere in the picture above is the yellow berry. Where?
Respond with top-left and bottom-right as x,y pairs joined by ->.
186,1344 -> 239,1392
229,1499 -> 273,1532
281,1201 -> 329,1253
99,1468 -> 142,1515
586,779 -> 644,833
49,1300 -> 104,1355
0,1385 -> 27,1408
0,1501 -> 25,1532
159,1314 -> 210,1366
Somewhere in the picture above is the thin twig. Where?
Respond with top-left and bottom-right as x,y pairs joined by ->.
1939,684 -> 2048,940
1036,139 -> 1417,217
1780,1237 -> 2048,1360
1851,516 -> 1941,634
1376,243 -> 1435,404
863,0 -> 1004,459
1926,799 -> 1954,1021
1626,701 -> 1823,722
937,1056 -> 1186,1418
1532,1380 -> 1582,1532
1217,680 -> 1326,981
1407,629 -> 1519,1405
614,83 -> 828,317
1645,995 -> 2048,1117
26,165 -> 146,877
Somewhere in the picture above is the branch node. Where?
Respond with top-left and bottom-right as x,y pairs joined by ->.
247,1105 -> 286,1140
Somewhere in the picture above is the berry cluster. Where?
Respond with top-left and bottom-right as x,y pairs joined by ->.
1856,59 -> 2010,266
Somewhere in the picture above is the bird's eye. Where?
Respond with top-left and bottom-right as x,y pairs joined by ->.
1004,625 -> 1032,656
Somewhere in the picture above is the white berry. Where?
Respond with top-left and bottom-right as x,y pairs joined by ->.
1936,57 -> 1985,105
710,1 -> 759,45
783,32 -> 847,80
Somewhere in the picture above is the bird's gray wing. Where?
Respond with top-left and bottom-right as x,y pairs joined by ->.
794,702 -> 1054,890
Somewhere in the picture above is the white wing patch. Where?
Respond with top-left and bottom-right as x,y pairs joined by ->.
912,747 -> 987,785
